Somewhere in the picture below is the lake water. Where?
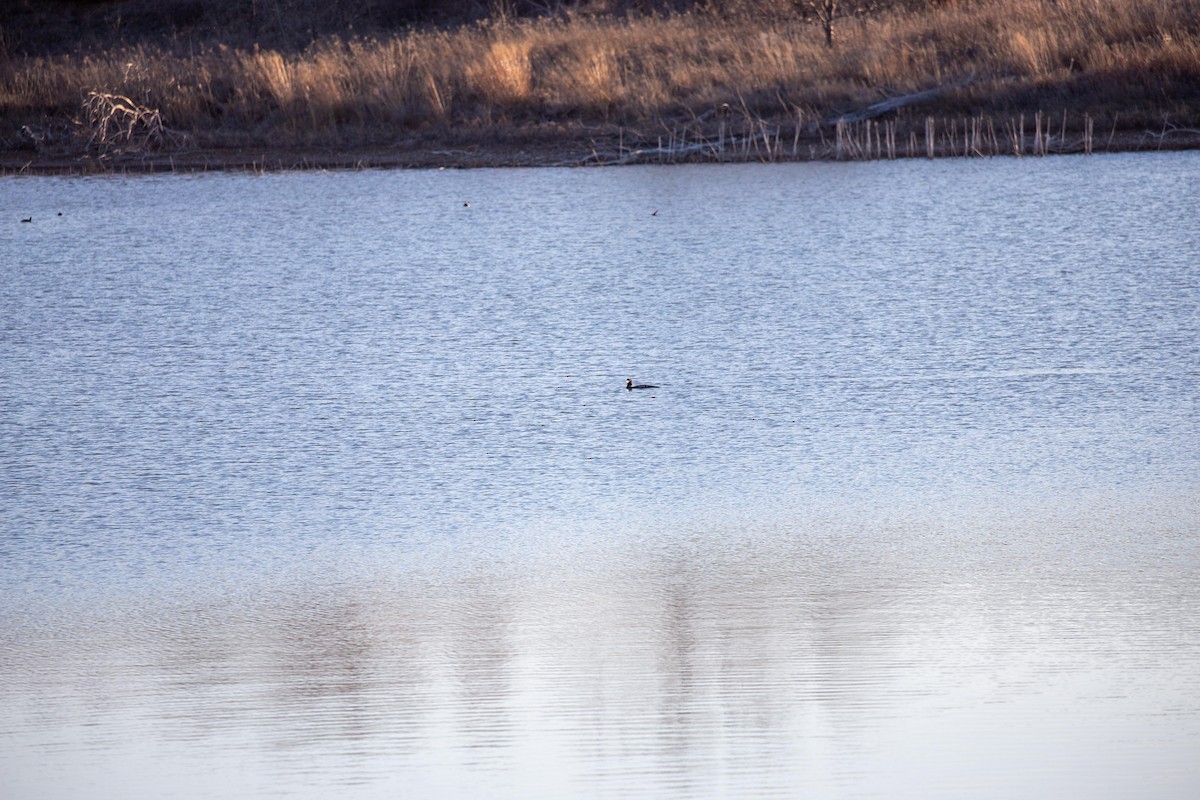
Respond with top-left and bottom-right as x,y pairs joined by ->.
2,153 -> 1199,799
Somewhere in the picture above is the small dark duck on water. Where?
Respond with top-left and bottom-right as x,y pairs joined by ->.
626,378 -> 659,390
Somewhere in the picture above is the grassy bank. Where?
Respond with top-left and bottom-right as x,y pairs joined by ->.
2,0 -> 1199,171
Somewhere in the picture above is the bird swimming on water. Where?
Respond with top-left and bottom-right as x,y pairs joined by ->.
21,217 -> 31,223
627,378 -> 659,390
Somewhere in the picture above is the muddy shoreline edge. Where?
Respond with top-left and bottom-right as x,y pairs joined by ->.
4,127 -> 1198,176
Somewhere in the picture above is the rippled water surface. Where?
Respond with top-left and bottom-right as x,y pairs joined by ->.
2,154 -> 1199,799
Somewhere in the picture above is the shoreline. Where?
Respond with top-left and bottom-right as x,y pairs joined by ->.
4,127 -> 1199,176
6,1 -> 1198,177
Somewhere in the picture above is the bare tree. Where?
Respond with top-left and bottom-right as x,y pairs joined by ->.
794,0 -> 903,48
792,0 -> 840,47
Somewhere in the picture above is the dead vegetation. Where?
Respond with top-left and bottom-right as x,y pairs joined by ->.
81,91 -> 191,156
1,0 -> 1198,168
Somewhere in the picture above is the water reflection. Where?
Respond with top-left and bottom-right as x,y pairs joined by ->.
4,495 -> 1198,799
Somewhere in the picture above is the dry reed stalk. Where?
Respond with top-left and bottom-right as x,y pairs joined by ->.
467,38 -> 533,106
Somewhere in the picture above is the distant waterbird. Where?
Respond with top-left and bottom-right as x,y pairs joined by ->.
626,378 -> 659,390
21,217 -> 31,223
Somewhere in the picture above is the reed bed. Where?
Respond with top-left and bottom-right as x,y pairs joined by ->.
616,109 -> 1152,165
2,0 -> 1198,166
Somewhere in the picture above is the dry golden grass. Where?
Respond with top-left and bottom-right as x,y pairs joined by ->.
2,0 -> 1197,159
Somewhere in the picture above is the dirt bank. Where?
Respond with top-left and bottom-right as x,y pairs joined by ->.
3,123 -> 1197,176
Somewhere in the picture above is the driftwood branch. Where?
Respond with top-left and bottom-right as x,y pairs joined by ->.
1146,125 -> 1200,137
825,72 -> 976,125
578,140 -> 718,165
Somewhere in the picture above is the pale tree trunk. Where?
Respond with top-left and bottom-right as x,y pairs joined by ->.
796,0 -> 841,48
819,0 -> 838,48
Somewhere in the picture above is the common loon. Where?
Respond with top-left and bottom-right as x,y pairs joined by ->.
626,378 -> 659,390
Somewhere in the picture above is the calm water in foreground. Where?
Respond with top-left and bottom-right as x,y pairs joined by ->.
2,154 -> 1199,799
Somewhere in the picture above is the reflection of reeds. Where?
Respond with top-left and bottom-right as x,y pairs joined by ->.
1,0 -> 1197,160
